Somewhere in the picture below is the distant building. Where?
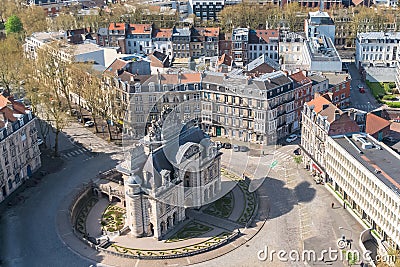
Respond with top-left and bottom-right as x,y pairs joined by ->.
355,32 -> 400,69
373,0 -> 397,7
305,11 -> 336,43
290,71 -> 312,131
188,0 -> 224,20
231,28 -> 249,67
0,95 -> 41,203
308,74 -> 329,96
279,31 -> 307,71
321,73 -> 351,108
302,35 -> 342,72
172,27 -> 191,58
248,29 -> 279,62
152,28 -> 173,58
126,24 -> 153,55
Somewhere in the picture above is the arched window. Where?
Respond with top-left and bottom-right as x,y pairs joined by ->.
8,179 -> 13,190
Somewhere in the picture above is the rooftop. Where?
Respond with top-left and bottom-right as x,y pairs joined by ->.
308,11 -> 334,25
334,134 -> 400,192
128,24 -> 152,35
306,36 -> 341,61
323,72 -> 350,86
29,31 -> 66,43
357,32 -> 400,40
366,113 -> 391,135
308,74 -> 328,85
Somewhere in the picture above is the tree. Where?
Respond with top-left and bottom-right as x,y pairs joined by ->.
0,35 -> 24,96
293,155 -> 303,169
32,44 -> 70,156
20,6 -> 48,35
5,15 -> 23,35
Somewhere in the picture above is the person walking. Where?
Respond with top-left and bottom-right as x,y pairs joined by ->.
331,202 -> 335,208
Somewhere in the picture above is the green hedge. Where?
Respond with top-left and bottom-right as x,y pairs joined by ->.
386,102 -> 400,108
382,95 -> 398,100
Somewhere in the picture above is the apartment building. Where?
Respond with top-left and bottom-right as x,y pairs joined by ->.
355,32 -> 400,69
325,133 -> 400,249
305,11 -> 336,44
396,60 -> 400,91
290,71 -> 312,131
301,95 -> 360,177
248,30 -> 279,62
126,24 -> 153,55
172,27 -> 191,58
188,0 -> 224,20
107,23 -> 128,51
231,28 -> 249,67
279,31 -> 306,70
152,28 -> 173,58
201,70 -> 295,144
0,95 -> 41,203
321,73 -> 351,108
196,27 -> 220,57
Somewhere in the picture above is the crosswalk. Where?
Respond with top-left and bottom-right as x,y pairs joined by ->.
351,104 -> 378,111
60,147 -> 92,159
273,150 -> 293,162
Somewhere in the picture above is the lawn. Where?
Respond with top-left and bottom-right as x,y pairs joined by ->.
366,81 -> 386,99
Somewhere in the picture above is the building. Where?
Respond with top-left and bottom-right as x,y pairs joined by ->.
24,31 -> 67,59
290,71 -> 313,131
355,32 -> 400,69
117,108 -> 221,240
201,70 -> 296,144
397,60 -> 400,92
373,0 -> 398,7
321,72 -> 351,108
126,24 -> 153,55
107,23 -> 128,52
231,28 -> 249,67
172,27 -> 191,59
325,133 -> 400,249
188,0 -> 224,21
301,95 -> 360,177
196,27 -> 220,57
305,11 -> 336,43
0,95 -> 41,203
148,51 -> 170,71
295,0 -> 341,8
309,74 -> 329,96
365,113 -> 392,141
248,29 -> 279,62
152,28 -> 173,58
302,35 -> 342,72
279,31 -> 307,71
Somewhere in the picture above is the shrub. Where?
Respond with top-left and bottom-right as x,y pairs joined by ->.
383,95 -> 397,100
387,102 -> 400,108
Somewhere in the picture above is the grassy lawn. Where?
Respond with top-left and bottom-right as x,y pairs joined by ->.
366,81 -> 386,99
165,221 -> 213,243
203,191 -> 234,218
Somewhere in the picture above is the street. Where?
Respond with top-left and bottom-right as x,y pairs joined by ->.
347,63 -> 381,112
0,122 -> 365,267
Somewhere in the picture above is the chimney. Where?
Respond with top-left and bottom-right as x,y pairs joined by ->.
178,70 -> 182,84
114,22 -> 117,28
334,109 -> 340,121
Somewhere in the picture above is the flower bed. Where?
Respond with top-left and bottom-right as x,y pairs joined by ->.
166,221 -> 213,243
203,191 -> 234,218
101,205 -> 125,232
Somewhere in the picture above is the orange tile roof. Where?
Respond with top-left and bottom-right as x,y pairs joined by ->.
0,95 -> 11,108
108,23 -> 126,31
154,28 -> 172,38
290,71 -> 311,85
306,95 -> 332,113
366,113 -> 391,135
199,27 -> 219,37
390,122 -> 400,133
129,24 -> 152,34
255,29 -> 279,43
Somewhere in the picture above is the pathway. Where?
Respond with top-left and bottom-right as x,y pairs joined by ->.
186,209 -> 242,232
86,198 -> 109,238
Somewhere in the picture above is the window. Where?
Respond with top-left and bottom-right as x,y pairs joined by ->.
341,93 -> 346,99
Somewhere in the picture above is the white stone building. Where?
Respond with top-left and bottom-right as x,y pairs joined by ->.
355,32 -> 400,69
117,108 -> 221,240
325,133 -> 400,249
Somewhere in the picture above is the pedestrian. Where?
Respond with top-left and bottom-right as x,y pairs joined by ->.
331,202 -> 334,208
344,202 -> 346,209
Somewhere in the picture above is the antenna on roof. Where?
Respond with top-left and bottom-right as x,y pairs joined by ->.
319,0 -> 324,12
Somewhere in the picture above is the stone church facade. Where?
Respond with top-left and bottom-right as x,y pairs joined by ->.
117,106 -> 221,240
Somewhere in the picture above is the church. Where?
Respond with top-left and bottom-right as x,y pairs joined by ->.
117,106 -> 222,240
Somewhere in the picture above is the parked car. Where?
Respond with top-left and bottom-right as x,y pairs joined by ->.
223,142 -> 232,149
233,145 -> 240,152
239,146 -> 248,152
37,138 -> 43,146
84,121 -> 95,127
286,134 -> 298,143
293,148 -> 301,155
358,84 -> 365,93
